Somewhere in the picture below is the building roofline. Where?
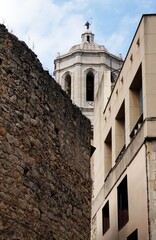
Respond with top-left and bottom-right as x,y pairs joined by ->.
103,14 -> 156,114
54,49 -> 122,64
123,14 -> 156,68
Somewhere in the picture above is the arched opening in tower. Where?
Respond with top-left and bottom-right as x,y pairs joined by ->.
86,72 -> 94,101
87,35 -> 90,43
65,74 -> 71,98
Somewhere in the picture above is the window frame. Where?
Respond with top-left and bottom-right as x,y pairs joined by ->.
102,201 -> 110,235
117,175 -> 129,230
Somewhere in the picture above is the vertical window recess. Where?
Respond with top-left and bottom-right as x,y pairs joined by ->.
118,176 -> 129,230
102,201 -> 110,235
130,64 -> 143,138
115,101 -> 125,161
86,71 -> 94,101
104,129 -> 112,178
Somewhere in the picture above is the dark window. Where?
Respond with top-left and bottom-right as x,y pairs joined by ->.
86,72 -> 94,101
102,201 -> 110,235
87,35 -> 90,42
65,74 -> 71,98
118,176 -> 129,230
127,229 -> 138,240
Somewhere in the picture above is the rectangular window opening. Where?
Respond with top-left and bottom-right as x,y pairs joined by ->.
115,101 -> 125,161
118,176 -> 129,230
102,201 -> 110,235
104,129 -> 112,178
129,64 -> 143,138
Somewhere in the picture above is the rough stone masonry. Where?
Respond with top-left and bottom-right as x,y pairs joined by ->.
0,24 -> 92,240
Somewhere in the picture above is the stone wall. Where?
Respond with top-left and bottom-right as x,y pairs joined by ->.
0,24 -> 92,240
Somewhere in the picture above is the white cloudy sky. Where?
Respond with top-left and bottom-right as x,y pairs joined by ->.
0,0 -> 155,75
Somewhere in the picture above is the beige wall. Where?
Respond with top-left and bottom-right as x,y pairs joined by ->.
93,15 -> 156,196
92,15 -> 156,240
93,70 -> 112,198
95,146 -> 148,240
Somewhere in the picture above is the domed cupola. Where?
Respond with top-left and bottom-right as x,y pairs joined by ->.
81,30 -> 95,44
69,25 -> 108,52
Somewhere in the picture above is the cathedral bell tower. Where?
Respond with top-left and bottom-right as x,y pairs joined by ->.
54,24 -> 123,127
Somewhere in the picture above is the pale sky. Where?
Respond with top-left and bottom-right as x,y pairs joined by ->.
0,0 -> 155,75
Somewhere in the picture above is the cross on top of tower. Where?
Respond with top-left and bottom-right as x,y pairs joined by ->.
84,21 -> 90,30
84,19 -> 92,30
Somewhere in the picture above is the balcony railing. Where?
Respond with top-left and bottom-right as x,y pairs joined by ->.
130,113 -> 143,138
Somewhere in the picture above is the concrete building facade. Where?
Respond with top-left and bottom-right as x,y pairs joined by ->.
92,14 -> 156,240
54,27 -> 123,127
